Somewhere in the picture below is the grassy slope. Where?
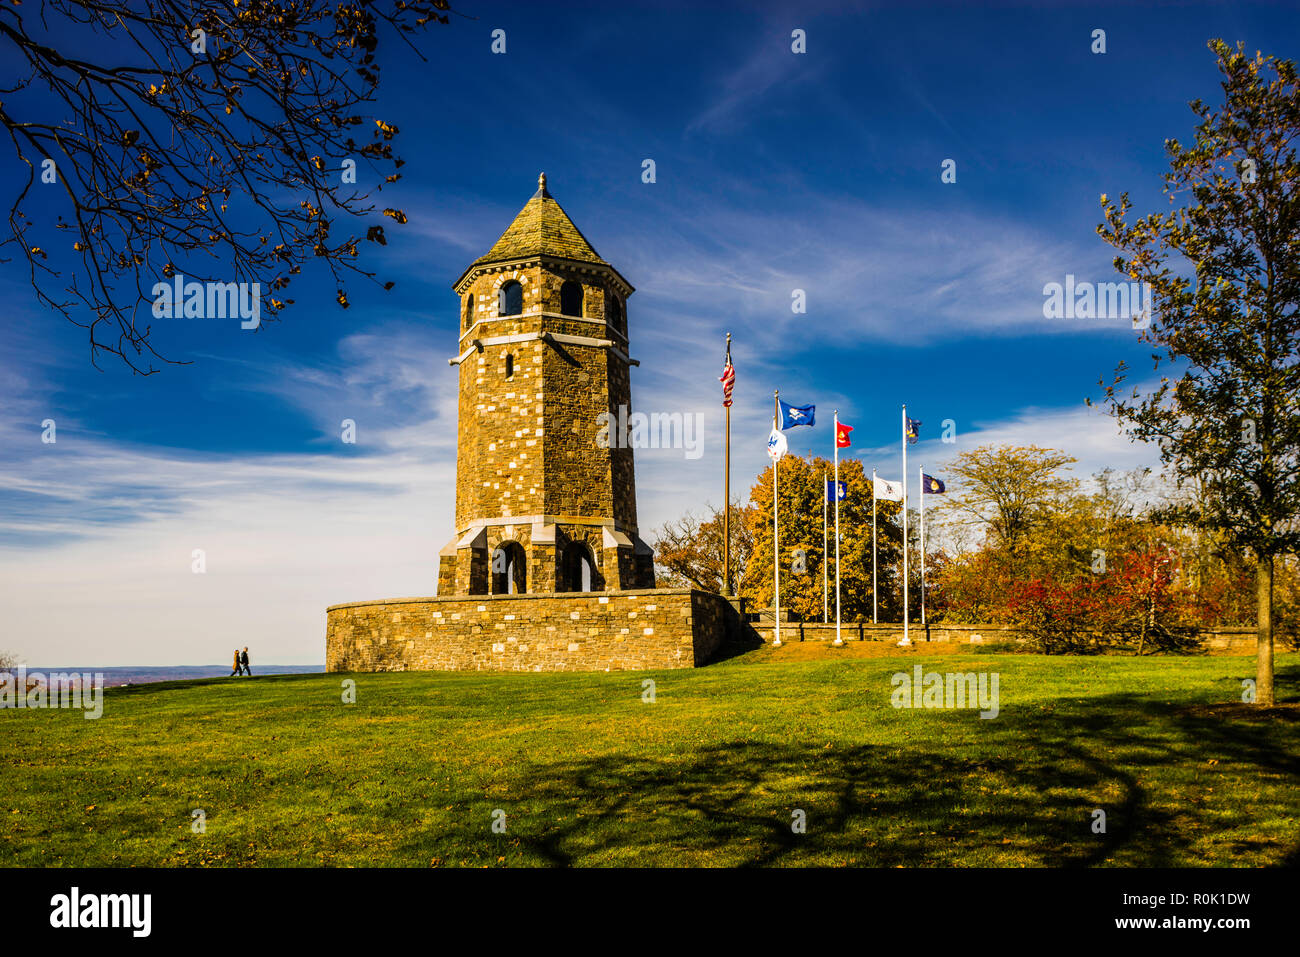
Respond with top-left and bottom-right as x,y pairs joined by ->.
3,652 -> 1298,867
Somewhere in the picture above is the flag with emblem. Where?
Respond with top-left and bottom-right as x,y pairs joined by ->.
923,473 -> 946,494
835,421 -> 853,448
767,427 -> 787,460
778,400 -> 815,429
873,476 -> 904,501
905,416 -> 922,444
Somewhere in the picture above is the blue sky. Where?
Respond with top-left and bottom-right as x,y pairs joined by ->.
2,0 -> 1295,665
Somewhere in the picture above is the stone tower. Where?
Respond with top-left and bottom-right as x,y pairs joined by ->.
437,174 -> 655,596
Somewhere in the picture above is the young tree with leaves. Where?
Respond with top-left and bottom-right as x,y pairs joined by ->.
652,502 -> 756,594
1097,40 -> 1300,706
937,445 -> 1078,556
743,455 -> 903,622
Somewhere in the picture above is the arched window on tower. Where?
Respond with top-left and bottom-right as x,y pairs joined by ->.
561,541 -> 595,592
606,292 -> 624,335
498,280 -> 523,317
462,294 -> 473,330
560,280 -> 584,317
504,354 -> 514,380
491,542 -> 527,595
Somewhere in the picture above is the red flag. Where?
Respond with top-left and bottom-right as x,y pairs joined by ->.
836,421 -> 853,448
719,359 -> 735,408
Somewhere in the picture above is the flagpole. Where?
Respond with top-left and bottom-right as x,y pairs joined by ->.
723,334 -> 732,596
772,389 -> 781,648
901,405 -> 910,647
833,411 -> 842,646
822,470 -> 828,624
919,464 -> 926,628
872,467 -> 878,625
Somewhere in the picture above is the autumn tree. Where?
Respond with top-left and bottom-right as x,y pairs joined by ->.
931,460 -> 1150,626
1097,40 -> 1300,705
1003,548 -> 1198,655
743,454 -> 903,622
652,502 -> 756,594
0,0 -> 450,372
937,445 -> 1078,556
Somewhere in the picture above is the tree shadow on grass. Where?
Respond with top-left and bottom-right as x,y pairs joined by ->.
488,738 -> 1163,867
402,666 -> 1300,867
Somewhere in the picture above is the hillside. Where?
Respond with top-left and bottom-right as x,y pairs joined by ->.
3,653 -> 1298,867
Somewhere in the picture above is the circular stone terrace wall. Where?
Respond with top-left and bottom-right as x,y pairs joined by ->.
326,588 -> 738,673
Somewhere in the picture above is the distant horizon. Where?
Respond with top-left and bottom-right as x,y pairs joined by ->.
15,663 -> 326,668
9,663 -> 326,671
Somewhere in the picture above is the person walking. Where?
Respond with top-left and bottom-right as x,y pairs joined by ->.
240,647 -> 251,677
230,649 -> 242,677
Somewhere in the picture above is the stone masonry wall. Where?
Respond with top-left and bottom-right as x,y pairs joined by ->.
542,313 -> 615,521
753,620 -> 1261,653
607,354 -> 639,532
455,268 -> 548,530
327,588 -> 735,673
454,264 -> 636,535
445,260 -> 648,595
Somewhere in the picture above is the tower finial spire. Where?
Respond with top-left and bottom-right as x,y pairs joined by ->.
538,171 -> 547,191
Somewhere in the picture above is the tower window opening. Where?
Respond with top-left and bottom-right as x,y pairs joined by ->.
562,542 -> 595,592
498,280 -> 523,317
560,280 -> 584,317
505,354 -> 514,379
606,293 -> 624,334
491,542 -> 527,595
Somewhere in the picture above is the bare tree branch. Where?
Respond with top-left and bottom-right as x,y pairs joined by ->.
0,0 -> 451,373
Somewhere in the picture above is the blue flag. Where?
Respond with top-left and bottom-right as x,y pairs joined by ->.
905,416 -> 922,444
826,480 -> 846,502
922,473 -> 946,494
779,400 -> 815,429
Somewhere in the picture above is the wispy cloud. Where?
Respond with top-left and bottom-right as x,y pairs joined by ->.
0,332 -> 462,666
685,32 -> 826,135
612,185 -> 1137,360
852,400 -> 1160,496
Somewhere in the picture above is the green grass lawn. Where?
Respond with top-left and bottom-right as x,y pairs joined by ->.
3,652 -> 1298,867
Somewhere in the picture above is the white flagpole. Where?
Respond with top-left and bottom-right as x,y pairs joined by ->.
872,467 -> 878,625
833,411 -> 842,646
919,465 -> 926,628
772,391 -> 782,648
901,405 -> 910,647
773,455 -> 781,647
822,470 -> 828,624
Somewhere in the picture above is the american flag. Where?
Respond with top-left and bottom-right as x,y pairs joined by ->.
719,359 -> 735,407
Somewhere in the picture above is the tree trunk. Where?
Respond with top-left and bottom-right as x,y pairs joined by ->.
1256,555 -> 1274,707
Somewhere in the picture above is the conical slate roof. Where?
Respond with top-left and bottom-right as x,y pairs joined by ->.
469,173 -> 607,269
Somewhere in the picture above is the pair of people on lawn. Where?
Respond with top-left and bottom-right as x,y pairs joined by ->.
230,647 -> 251,677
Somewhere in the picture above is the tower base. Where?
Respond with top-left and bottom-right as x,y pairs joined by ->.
326,588 -> 741,673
